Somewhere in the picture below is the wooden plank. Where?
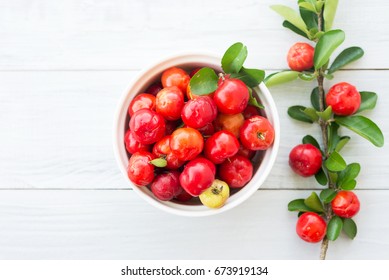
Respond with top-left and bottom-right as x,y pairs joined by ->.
0,0 -> 388,70
0,70 -> 388,189
0,189 -> 387,259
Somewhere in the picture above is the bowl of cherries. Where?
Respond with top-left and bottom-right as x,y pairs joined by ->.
113,43 -> 280,216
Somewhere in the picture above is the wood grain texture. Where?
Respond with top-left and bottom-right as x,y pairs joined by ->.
0,70 -> 387,189
0,190 -> 388,260
0,0 -> 388,70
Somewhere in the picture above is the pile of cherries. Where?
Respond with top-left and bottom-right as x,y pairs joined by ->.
124,66 -> 275,208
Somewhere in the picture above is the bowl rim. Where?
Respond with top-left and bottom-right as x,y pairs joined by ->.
113,52 -> 280,217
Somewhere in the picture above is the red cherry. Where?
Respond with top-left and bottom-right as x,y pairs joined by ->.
296,212 -> 327,243
151,171 -> 182,201
129,108 -> 165,145
243,105 -> 259,119
145,82 -> 163,96
287,42 -> 314,72
170,128 -> 204,161
124,129 -> 149,154
239,115 -> 275,150
204,130 -> 240,164
331,191 -> 360,218
181,96 -> 217,128
214,113 -> 244,138
289,144 -> 322,177
161,67 -> 190,94
179,157 -> 215,196
237,145 -> 256,159
156,86 -> 185,121
196,122 -> 215,136
127,151 -> 155,186
152,136 -> 185,170
128,93 -> 156,117
175,189 -> 193,202
189,67 -> 201,78
219,155 -> 253,188
213,78 -> 249,114
326,82 -> 361,116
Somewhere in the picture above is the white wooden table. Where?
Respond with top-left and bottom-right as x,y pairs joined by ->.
1,0 -> 388,260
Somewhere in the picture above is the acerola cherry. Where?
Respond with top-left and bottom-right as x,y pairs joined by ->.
204,130 -> 240,164
170,127 -> 204,161
152,136 -> 184,170
219,155 -> 253,188
289,144 -> 322,177
175,189 -> 193,202
129,108 -> 165,145
214,113 -> 244,138
124,129 -> 149,154
156,86 -> 185,121
243,105 -> 259,119
213,78 -> 249,114
239,115 -> 275,150
196,122 -> 215,136
151,171 -> 182,201
237,145 -> 256,159
161,67 -> 190,94
287,42 -> 314,72
127,151 -> 155,186
326,82 -> 361,116
181,96 -> 217,128
331,191 -> 360,218
145,82 -> 163,96
128,93 -> 156,117
296,212 -> 327,243
179,157 -> 215,196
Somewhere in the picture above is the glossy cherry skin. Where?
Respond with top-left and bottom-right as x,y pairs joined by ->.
331,191 -> 360,218
170,127 -> 204,161
128,93 -> 156,117
196,122 -> 215,136
239,115 -> 275,150
181,96 -> 217,128
213,78 -> 249,114
243,105 -> 259,119
179,157 -> 216,196
124,129 -> 149,154
296,212 -> 327,243
289,144 -> 322,177
152,136 -> 184,170
161,67 -> 190,94
287,42 -> 314,71
214,113 -> 244,138
204,130 -> 240,164
151,171 -> 182,201
127,151 -> 155,187
219,155 -> 253,188
237,145 -> 256,159
156,86 -> 185,121
326,82 -> 361,116
129,108 -> 165,145
175,189 -> 193,202
145,82 -> 163,96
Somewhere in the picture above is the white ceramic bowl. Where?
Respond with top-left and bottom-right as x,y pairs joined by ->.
113,53 -> 280,217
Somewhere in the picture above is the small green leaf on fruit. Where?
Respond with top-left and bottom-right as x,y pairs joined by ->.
343,218 -> 357,239
315,168 -> 328,186
335,115 -> 384,147
316,106 -> 332,121
328,47 -> 364,74
314,29 -> 345,70
264,71 -> 300,87
327,215 -> 343,241
304,192 -> 324,213
325,151 -> 346,172
357,91 -> 378,113
302,135 -> 321,150
288,105 -> 313,123
288,199 -> 314,212
221,42 -> 247,73
320,189 -> 337,203
189,67 -> 218,95
149,158 -> 167,168
310,87 -> 320,111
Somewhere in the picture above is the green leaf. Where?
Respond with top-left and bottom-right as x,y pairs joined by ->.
302,135 -> 321,149
230,67 -> 265,88
264,71 -> 300,87
357,91 -> 378,113
343,218 -> 357,239
288,105 -> 313,123
189,67 -> 219,95
299,2 -> 317,13
221,42 -> 247,74
304,192 -> 324,213
335,115 -> 384,147
340,179 -> 357,190
248,87 -> 264,109
310,87 -> 321,111
323,0 -> 339,31
315,168 -> 328,186
316,106 -> 333,121
314,29 -> 345,70
327,215 -> 343,241
282,21 -> 309,39
320,189 -> 337,203
325,151 -> 346,172
335,136 -> 350,152
303,107 -> 319,122
338,163 -> 361,187
315,1 -> 324,12
328,171 -> 338,184
149,158 -> 167,168
328,122 -> 341,152
299,7 -> 318,30
288,199 -> 314,212
271,5 -> 309,35
299,72 -> 316,81
328,47 -> 364,74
